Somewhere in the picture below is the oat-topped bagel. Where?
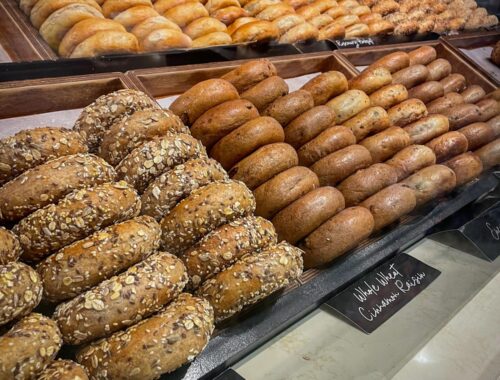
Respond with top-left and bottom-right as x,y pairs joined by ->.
116,133 -> 207,193
141,157 -> 228,221
160,180 -> 256,255
99,108 -> 188,166
0,313 -> 62,380
37,215 -> 161,303
0,262 -> 43,326
196,241 -> 303,322
38,359 -> 89,380
0,127 -> 87,186
0,154 -> 115,223
182,216 -> 277,288
74,89 -> 158,152
54,251 -> 188,345
14,181 -> 140,263
0,227 -> 21,265
76,293 -> 214,380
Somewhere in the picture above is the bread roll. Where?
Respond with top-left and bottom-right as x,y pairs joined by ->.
116,133 -> 206,193
408,45 -> 437,66
0,314 -> 62,380
361,184 -> 416,231
408,81 -> 444,104
161,180 -> 255,254
191,99 -> 259,149
221,58 -> 277,93
461,85 -> 486,104
403,114 -> 450,145
0,262 -> 42,326
344,106 -> 390,142
70,30 -> 139,58
131,16 -> 182,43
229,143 -> 298,189
311,144 -> 372,185
477,98 -> 500,122
141,157 -> 228,220
30,0 -> 101,29
444,152 -> 483,187
231,20 -> 280,42
392,65 -> 429,89
140,28 -> 193,51
368,51 -> 409,73
164,2 -> 209,27
474,139 -> 500,169
59,18 -> 126,57
241,76 -> 289,112
0,127 -> 87,185
300,206 -> 374,268
0,154 -> 115,223
427,92 -> 465,115
170,78 -> 239,125
182,216 -> 277,287
210,117 -> 284,169
369,84 -> 408,110
442,103 -> 482,130
360,126 -> 410,163
37,215 -> 161,303
113,5 -> 159,31
279,22 -> 319,43
0,228 -> 21,265
263,90 -> 314,126
102,0 -> 151,18
284,105 -> 335,148
254,166 -> 319,219
74,89 -> 158,152
301,71 -> 349,106
184,16 -> 227,39
76,293 -> 214,380
14,181 -> 140,263
212,6 -> 248,25
388,98 -> 428,127
401,165 -> 457,206
440,74 -> 467,94
196,241 -> 303,322
298,126 -> 356,166
327,89 -> 371,124
272,13 -> 305,34
386,144 -> 436,181
38,359 -> 89,380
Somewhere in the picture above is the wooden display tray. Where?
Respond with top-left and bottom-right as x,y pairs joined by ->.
334,39 -> 498,92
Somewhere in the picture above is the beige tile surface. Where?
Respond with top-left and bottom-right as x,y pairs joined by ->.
234,239 -> 500,380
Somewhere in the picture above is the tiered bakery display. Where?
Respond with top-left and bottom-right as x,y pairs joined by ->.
0,51 -> 499,378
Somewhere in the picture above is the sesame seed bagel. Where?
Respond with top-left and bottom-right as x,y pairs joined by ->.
37,215 -> 161,303
0,154 -> 116,223
182,216 -> 277,288
74,89 -> 158,152
116,133 -> 207,193
76,293 -> 214,380
160,180 -> 256,255
99,108 -> 188,166
0,127 -> 88,186
38,359 -> 89,380
141,157 -> 228,221
0,227 -> 22,265
196,241 -> 303,322
14,181 -> 141,263
54,251 -> 188,345
0,262 -> 43,326
0,313 -> 62,380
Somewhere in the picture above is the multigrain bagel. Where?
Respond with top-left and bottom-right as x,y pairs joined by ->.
0,154 -> 115,223
0,127 -> 87,185
30,0 -> 102,29
386,144 -> 437,181
229,143 -> 298,189
182,216 -> 277,287
14,181 -> 141,263
141,157 -> 228,220
36,216 -> 161,303
403,114 -> 450,145
301,71 -> 348,106
170,79 -> 239,125
359,126 -> 411,163
349,66 -> 392,95
254,166 -> 320,219
263,90 -> 314,126
221,58 -> 277,93
240,76 -> 289,112
369,84 -> 408,110
160,180 -> 256,254
387,98 -> 428,127
343,106 -> 390,142
284,105 -> 336,149
116,133 -> 207,193
210,116 -> 285,169
0,227 -> 21,265
272,186 -> 345,244
140,28 -> 193,52
38,360 -> 89,380
327,90 -> 371,124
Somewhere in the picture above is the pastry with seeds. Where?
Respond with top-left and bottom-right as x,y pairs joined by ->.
77,293 -> 214,380
0,154 -> 116,223
196,241 -> 303,322
0,262 -> 43,326
14,181 -> 141,263
161,180 -> 256,255
74,89 -> 158,152
182,216 -> 277,288
0,227 -> 22,265
37,215 -> 161,303
0,127 -> 87,186
54,251 -> 188,345
38,359 -> 89,380
0,313 -> 62,380
99,108 -> 188,166
141,157 -> 228,221
116,133 -> 207,193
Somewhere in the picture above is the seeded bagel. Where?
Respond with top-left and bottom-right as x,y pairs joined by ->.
0,227 -> 21,265
38,359 -> 89,380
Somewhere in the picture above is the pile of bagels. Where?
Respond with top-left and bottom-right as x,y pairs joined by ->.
18,0 -> 394,58
0,88 -> 304,379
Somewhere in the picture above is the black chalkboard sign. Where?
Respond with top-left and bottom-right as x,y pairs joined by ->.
325,253 -> 440,334
333,38 -> 376,49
